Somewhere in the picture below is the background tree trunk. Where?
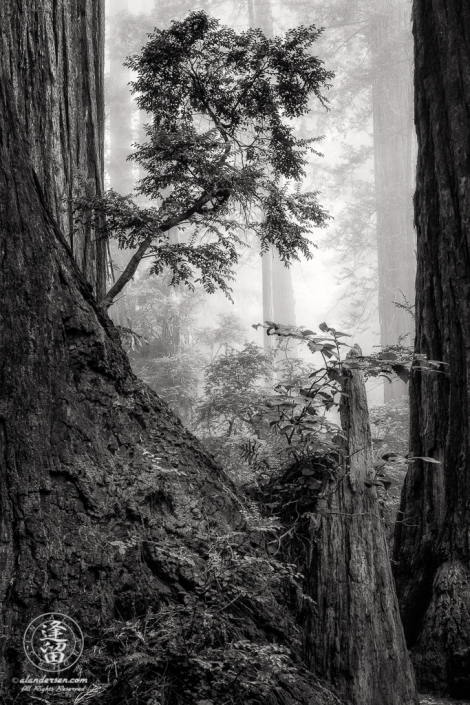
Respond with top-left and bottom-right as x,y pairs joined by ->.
1,0 -> 106,298
108,0 -> 134,196
107,0 -> 136,326
371,0 -> 415,401
279,351 -> 418,705
393,0 -> 470,696
252,0 -> 298,353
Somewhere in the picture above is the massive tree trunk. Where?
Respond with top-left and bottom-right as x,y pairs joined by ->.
1,0 -> 107,299
0,3 -> 346,704
278,352 -> 418,705
371,0 -> 415,401
393,0 -> 470,696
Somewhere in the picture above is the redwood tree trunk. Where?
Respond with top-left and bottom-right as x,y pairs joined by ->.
371,0 -> 415,401
1,0 -> 106,298
393,0 -> 470,696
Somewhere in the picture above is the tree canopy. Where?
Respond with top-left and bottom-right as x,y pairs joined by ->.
77,11 -> 333,308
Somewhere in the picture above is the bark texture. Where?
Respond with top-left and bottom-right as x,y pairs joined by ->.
278,353 -> 418,705
371,0 -> 416,401
1,0 -> 106,298
393,0 -> 470,696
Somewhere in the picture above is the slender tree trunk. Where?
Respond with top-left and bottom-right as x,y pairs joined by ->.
371,0 -> 415,401
108,0 -> 134,196
393,0 -> 470,696
252,0 -> 298,352
273,253 -> 298,358
282,350 -> 418,704
107,0 -> 136,326
138,107 -> 149,184
254,0 -> 275,355
262,248 -> 274,331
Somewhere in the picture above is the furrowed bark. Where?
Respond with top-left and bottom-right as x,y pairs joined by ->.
393,0 -> 470,696
1,0 -> 106,297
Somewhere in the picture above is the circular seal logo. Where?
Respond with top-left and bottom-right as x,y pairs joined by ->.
23,613 -> 84,672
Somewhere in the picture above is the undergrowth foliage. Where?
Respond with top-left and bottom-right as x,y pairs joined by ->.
72,507 -> 340,705
200,322 -> 445,530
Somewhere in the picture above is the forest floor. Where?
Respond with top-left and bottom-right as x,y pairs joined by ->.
419,696 -> 470,704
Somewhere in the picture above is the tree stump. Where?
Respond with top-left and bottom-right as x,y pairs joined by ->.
285,350 -> 418,704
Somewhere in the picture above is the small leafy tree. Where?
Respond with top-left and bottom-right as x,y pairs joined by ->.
196,343 -> 272,439
75,11 -> 333,307
236,322 -> 441,491
195,341 -> 290,485
195,344 -> 274,483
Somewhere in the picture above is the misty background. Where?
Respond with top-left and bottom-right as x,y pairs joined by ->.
104,0 -> 415,423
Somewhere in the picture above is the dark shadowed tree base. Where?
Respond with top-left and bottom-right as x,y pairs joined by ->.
412,562 -> 470,697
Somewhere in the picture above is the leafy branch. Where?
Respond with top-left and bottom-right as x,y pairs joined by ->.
245,321 -> 444,483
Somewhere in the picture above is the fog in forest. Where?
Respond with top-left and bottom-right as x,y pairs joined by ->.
105,0 -> 414,453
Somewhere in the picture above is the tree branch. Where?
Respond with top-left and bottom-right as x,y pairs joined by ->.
100,189 -> 230,308
101,233 -> 153,309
